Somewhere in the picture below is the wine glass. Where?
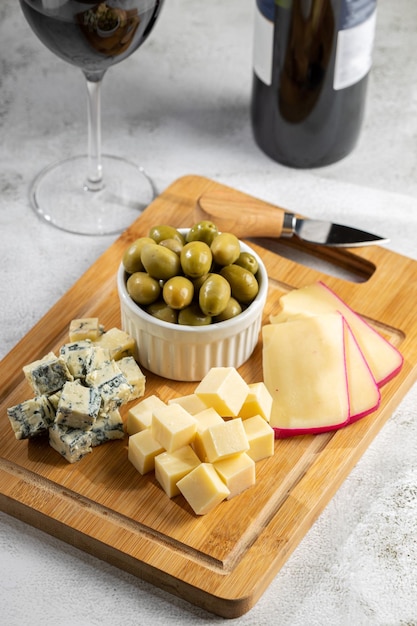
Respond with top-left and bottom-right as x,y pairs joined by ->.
20,0 -> 165,235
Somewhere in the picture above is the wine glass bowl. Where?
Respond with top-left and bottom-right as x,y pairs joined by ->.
20,0 -> 165,235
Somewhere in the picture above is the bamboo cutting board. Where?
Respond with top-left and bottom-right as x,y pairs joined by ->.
1,175 -> 417,618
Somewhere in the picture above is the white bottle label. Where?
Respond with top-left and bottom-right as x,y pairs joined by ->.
334,6 -> 377,90
253,3 -> 274,86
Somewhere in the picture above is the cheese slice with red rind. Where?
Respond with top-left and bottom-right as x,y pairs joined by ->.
343,317 -> 381,424
271,281 -> 403,387
262,313 -> 351,436
262,312 -> 382,438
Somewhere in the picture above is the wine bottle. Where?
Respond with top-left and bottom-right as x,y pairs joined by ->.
251,0 -> 377,168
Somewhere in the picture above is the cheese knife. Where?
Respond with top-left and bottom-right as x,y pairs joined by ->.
195,190 -> 389,247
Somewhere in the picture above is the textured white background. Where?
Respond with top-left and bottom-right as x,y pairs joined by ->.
1,1 -> 417,624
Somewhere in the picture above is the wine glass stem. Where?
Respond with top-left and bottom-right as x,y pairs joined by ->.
85,77 -> 104,192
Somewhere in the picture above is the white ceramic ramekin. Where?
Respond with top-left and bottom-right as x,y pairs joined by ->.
117,236 -> 268,381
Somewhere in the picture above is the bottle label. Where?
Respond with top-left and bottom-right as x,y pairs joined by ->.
253,1 -> 275,86
253,0 -> 377,90
334,1 -> 377,90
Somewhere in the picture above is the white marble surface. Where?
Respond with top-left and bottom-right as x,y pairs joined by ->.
1,0 -> 417,624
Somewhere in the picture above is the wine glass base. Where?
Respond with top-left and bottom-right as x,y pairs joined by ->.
29,154 -> 156,236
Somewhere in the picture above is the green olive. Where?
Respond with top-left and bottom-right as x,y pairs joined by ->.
159,238 -> 183,255
210,232 -> 241,266
178,303 -> 212,326
235,251 -> 259,275
162,276 -> 194,310
213,297 -> 242,322
146,300 -> 178,324
199,274 -> 231,317
191,273 -> 211,298
186,220 -> 219,246
122,237 -> 154,274
127,272 -> 161,306
180,241 -> 212,278
148,225 -> 185,245
220,264 -> 259,304
141,242 -> 181,280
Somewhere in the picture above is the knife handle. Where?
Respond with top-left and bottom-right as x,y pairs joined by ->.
195,190 -> 290,239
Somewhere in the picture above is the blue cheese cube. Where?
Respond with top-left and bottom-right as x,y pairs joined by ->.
117,356 -> 146,401
59,340 -> 94,379
49,423 -> 93,463
85,361 -> 132,410
85,346 -> 112,374
91,409 -> 124,446
94,327 -> 136,361
23,351 -> 73,396
7,396 -> 55,440
69,317 -> 104,342
55,381 -> 101,429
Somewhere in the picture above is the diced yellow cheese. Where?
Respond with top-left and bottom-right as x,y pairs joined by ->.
177,463 -> 230,515
195,367 -> 250,417
117,356 -> 146,401
128,429 -> 165,475
154,445 -> 201,497
242,415 -> 275,462
263,313 -> 350,430
200,418 -> 249,463
213,453 -> 255,499
94,327 -> 136,361
239,382 -> 272,422
69,317 -> 103,342
127,394 -> 166,435
168,393 -> 208,415
192,407 -> 224,462
151,404 -> 197,452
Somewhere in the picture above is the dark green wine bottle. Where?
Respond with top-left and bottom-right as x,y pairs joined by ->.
251,0 -> 377,167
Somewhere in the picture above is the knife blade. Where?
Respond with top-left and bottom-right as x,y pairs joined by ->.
195,191 -> 389,247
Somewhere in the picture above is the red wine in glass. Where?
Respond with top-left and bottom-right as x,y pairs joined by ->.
20,0 -> 165,235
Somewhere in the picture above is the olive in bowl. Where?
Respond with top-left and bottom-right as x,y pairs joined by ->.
117,226 -> 268,381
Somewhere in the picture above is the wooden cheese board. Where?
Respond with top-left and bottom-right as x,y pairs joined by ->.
1,174 -> 417,618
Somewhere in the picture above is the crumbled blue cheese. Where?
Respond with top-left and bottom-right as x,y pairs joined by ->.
69,317 -> 104,342
55,381 -> 101,430
23,352 -> 73,396
117,356 -> 146,401
59,340 -> 94,379
91,409 -> 124,446
49,423 -> 93,463
94,327 -> 136,361
7,396 -> 55,440
85,361 -> 132,411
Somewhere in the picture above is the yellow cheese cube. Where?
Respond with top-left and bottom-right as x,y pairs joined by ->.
151,404 -> 197,452
155,445 -> 201,498
239,382 -> 272,422
200,418 -> 249,463
195,367 -> 250,417
168,393 -> 208,415
127,395 -> 166,435
128,429 -> 165,474
117,356 -> 146,401
192,407 -> 224,462
94,327 -> 136,361
242,415 -> 275,462
214,453 -> 255,499
177,463 -> 230,515
69,317 -> 103,342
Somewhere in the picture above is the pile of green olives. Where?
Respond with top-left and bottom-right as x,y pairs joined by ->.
122,222 -> 261,326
